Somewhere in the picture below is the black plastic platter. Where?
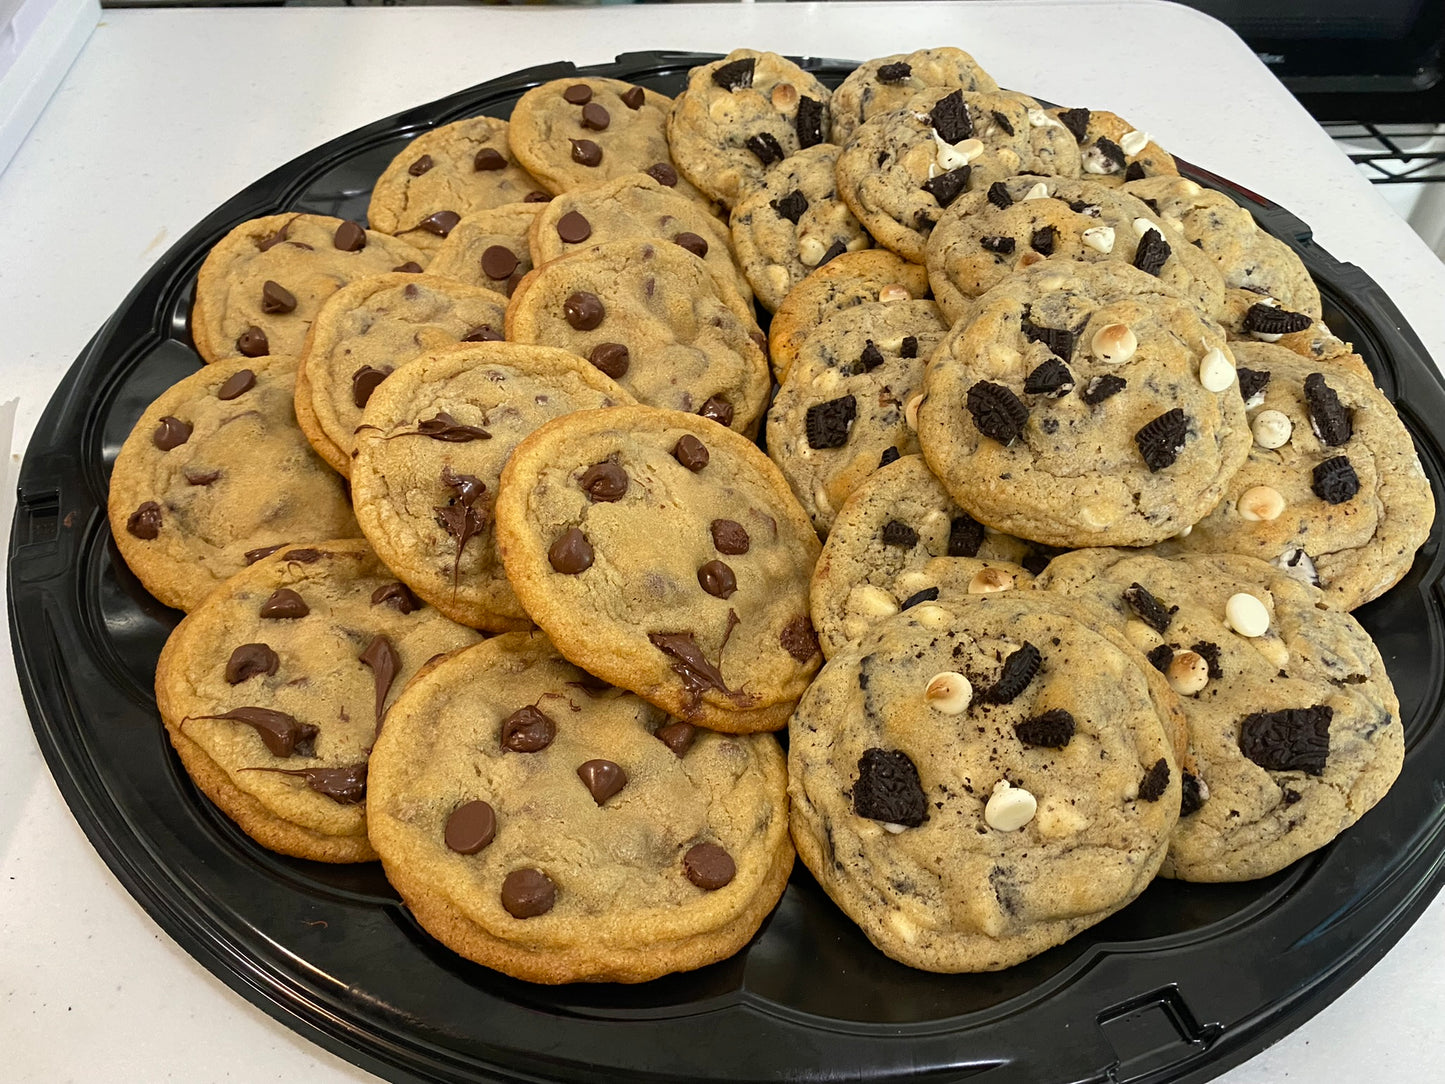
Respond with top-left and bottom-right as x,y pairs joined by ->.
10,51 -> 1445,1084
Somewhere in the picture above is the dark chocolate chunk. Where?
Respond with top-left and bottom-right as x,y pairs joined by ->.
579,460 -> 628,502
193,707 -> 316,758
1124,161 -> 1147,181
247,763 -> 367,804
1015,709 -> 1075,748
879,446 -> 902,468
225,643 -> 278,685
804,394 -> 857,449
622,85 -> 646,109
359,635 -> 401,738
986,642 -> 1041,704
127,501 -> 161,540
929,90 -> 972,143
393,261 -> 424,273
673,231 -> 708,257
1030,225 -> 1057,256
1190,641 -> 1224,680
371,581 -> 422,613
283,548 -> 326,563
684,842 -> 736,889
577,759 -> 627,804
183,467 -> 220,486
711,519 -> 750,555
1057,107 -> 1090,143
922,166 -> 971,208
1236,366 -> 1271,403
1239,706 -> 1332,774
152,416 -> 192,450
644,162 -> 679,187
562,83 -> 592,104
796,96 -> 825,148
1023,358 -> 1074,397
418,210 -> 460,237
853,748 -> 928,827
649,631 -> 730,697
501,869 -> 555,918
745,132 -> 785,166
581,102 -> 610,131
548,527 -> 593,574
480,245 -> 519,280
980,235 -> 1015,254
1124,582 -> 1174,633
570,139 -> 603,167
990,110 -> 1015,136
771,189 -> 809,224
1138,758 -> 1171,801
1304,373 -> 1353,446
673,434 -> 709,471
350,364 -> 392,409
1312,456 -> 1360,504
588,342 -> 629,378
1135,408 -> 1189,471
876,61 -> 912,83
817,239 -> 848,267
523,191 -> 552,204
987,181 -> 1014,209
711,57 -> 755,91
260,588 -> 308,619
461,324 -> 503,343
966,381 -> 1029,444
947,513 -> 984,557
900,336 -> 919,359
502,706 -> 556,753
474,147 -> 506,171
1242,303 -> 1312,336
243,543 -> 286,564
333,220 -> 367,252
698,395 -> 734,427
655,721 -> 698,756
564,291 -> 604,330
1180,771 -> 1206,816
857,340 -> 885,373
235,327 -> 269,358
408,154 -> 433,176
1081,373 -> 1126,404
1021,316 -> 1077,361
1132,227 -> 1170,276
697,560 -> 738,599
881,520 -> 918,548
1146,644 -> 1174,673
780,616 -> 819,663
901,587 -> 939,610
445,800 -> 496,853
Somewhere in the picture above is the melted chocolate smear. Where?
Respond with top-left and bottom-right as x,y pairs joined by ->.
389,411 -> 492,442
192,707 -> 316,758
649,631 -> 730,707
359,635 -> 401,740
225,642 -> 279,685
244,542 -> 287,564
371,581 -> 422,613
434,465 -> 488,590
244,763 -> 368,804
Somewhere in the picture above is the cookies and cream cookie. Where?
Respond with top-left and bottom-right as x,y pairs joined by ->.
829,46 -> 999,145
1046,107 -> 1177,187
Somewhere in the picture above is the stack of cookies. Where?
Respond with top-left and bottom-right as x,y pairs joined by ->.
107,44 -> 1433,981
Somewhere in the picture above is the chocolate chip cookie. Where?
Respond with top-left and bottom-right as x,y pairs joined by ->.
190,214 -> 427,365
918,261 -> 1250,547
495,405 -> 823,734
666,49 -> 833,208
923,175 -> 1226,324
728,144 -> 872,312
108,354 -> 360,612
1046,107 -> 1177,187
529,172 -> 750,305
789,590 -> 1181,971
505,239 -> 769,434
1035,549 -> 1404,881
835,88 -> 1082,262
768,250 -> 932,383
424,203 -> 543,298
367,116 -> 547,255
154,539 -> 483,862
294,273 -> 509,476
829,47 -> 999,146
1156,342 -> 1434,610
810,454 -> 1037,657
366,631 -> 793,983
766,299 -> 948,532
350,342 -> 634,631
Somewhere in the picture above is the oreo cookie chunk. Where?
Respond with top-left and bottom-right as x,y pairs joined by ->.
788,590 -> 1180,972
918,261 -> 1249,548
1159,341 -> 1433,610
494,405 -> 823,734
154,539 -> 482,862
1046,107 -> 1178,187
829,47 -> 1000,145
1037,549 -> 1403,881
108,354 -> 361,612
766,300 -> 948,532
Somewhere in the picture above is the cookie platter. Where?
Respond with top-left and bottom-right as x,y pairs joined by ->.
10,50 -> 1445,1084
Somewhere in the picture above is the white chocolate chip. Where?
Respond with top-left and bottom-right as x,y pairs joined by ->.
1272,548 -> 1320,587
797,236 -> 827,268
771,83 -> 797,109
809,367 -> 843,392
1238,485 -> 1285,521
1034,795 -> 1089,839
984,781 -> 1037,832
1120,129 -> 1150,156
925,671 -> 973,714
847,584 -> 899,619
905,392 -> 925,430
1180,179 -> 1202,196
1225,592 -> 1270,638
812,480 -> 834,517
895,570 -> 934,596
1199,347 -> 1235,392
1081,226 -> 1115,254
910,604 -> 951,629
1027,108 -> 1054,128
878,283 -> 912,303
1091,322 -> 1138,364
933,130 -> 984,170
1132,217 -> 1157,238
764,264 -> 791,295
1251,409 -> 1292,449
886,911 -> 920,943
1022,181 -> 1050,201
1078,502 -> 1118,530
1253,634 -> 1289,668
1177,524 -> 1193,537
1167,650 -> 1210,696
968,567 -> 1016,594
882,822 -> 908,835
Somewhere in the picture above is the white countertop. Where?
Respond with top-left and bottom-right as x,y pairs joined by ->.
3,4 -> 1443,1081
